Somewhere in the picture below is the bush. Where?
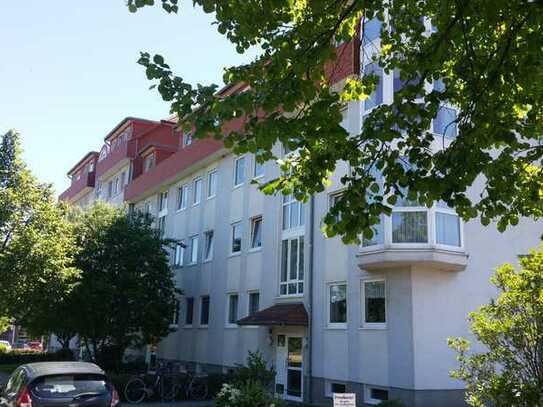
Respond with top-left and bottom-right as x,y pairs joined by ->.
0,344 -> 9,354
233,351 -> 275,389
208,373 -> 233,398
0,349 -> 73,365
215,381 -> 285,407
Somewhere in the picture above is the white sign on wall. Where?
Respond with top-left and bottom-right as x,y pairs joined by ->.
333,393 -> 356,407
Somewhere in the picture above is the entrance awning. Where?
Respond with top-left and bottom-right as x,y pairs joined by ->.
237,303 -> 308,326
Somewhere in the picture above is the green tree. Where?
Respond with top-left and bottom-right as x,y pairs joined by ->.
449,245 -> 543,406
70,202 -> 177,371
128,0 -> 543,243
0,130 -> 78,326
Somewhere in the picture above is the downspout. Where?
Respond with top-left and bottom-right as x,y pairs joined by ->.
307,195 -> 315,404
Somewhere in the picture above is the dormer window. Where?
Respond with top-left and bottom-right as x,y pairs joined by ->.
143,154 -> 155,173
183,132 -> 193,147
88,162 -> 95,173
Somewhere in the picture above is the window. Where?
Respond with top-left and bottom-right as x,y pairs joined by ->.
365,386 -> 389,405
143,154 -> 155,172
159,191 -> 168,213
177,184 -> 189,210
183,132 -> 193,147
189,235 -> 199,264
231,222 -> 242,254
329,191 -> 343,222
254,155 -> 264,178
250,216 -> 262,249
88,162 -> 95,173
363,63 -> 383,111
248,292 -> 260,316
362,280 -> 386,328
227,294 -> 239,325
207,170 -> 217,198
362,216 -> 384,246
145,201 -> 152,215
329,283 -> 347,326
185,298 -> 194,326
200,296 -> 210,326
174,242 -> 185,267
107,181 -> 113,198
436,201 -> 461,247
282,195 -> 305,230
171,300 -> 180,327
280,236 -> 304,296
193,178 -> 202,205
325,381 -> 347,398
362,17 -> 381,42
433,106 -> 457,138
113,177 -> 119,195
234,156 -> 246,187
120,171 -> 126,188
157,216 -> 166,237
204,230 -> 214,261
392,204 -> 428,244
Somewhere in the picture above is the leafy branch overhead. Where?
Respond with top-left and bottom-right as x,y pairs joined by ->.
129,0 -> 543,243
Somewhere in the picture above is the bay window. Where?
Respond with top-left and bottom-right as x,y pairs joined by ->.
282,194 -> 304,230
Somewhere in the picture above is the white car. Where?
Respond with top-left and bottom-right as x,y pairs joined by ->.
0,340 -> 12,352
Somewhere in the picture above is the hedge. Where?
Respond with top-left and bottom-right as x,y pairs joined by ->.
0,349 -> 74,365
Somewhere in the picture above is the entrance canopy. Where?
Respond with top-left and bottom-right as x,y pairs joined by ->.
237,303 -> 308,327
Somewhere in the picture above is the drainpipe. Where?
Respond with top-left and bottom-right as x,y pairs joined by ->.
307,195 -> 315,404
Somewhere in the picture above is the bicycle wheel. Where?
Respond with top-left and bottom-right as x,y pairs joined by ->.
188,379 -> 208,401
160,375 -> 178,402
124,378 -> 147,404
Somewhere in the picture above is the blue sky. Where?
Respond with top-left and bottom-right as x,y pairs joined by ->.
0,1 -> 256,194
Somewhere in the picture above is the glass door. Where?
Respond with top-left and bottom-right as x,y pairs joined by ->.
286,337 -> 303,400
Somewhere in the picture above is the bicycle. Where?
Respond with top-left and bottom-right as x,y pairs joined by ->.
124,362 -> 177,404
160,370 -> 209,402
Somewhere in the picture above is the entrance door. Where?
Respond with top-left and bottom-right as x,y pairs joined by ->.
275,335 -> 303,402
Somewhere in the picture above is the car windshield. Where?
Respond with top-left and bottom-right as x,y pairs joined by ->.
31,374 -> 108,399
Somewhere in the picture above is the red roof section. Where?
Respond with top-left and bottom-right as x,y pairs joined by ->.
237,303 -> 308,326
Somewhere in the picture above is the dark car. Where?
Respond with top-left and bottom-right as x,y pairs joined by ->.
0,362 -> 120,407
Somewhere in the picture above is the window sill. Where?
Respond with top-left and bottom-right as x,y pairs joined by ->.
232,183 -> 244,190
183,325 -> 193,329
252,175 -> 264,181
198,325 -> 209,329
241,325 -> 259,329
228,252 -> 241,258
176,208 -> 187,213
326,324 -> 348,330
207,195 -> 216,200
359,324 -> 387,331
275,294 -> 304,299
202,258 -> 213,264
169,324 -> 179,329
225,324 -> 238,329
187,262 -> 198,266
248,247 -> 262,253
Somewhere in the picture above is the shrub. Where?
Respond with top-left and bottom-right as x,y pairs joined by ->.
233,351 -> 275,389
207,373 -> 233,398
0,349 -> 73,365
215,381 -> 285,407
0,344 -> 10,354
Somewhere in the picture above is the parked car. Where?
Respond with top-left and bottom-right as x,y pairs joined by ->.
0,341 -> 12,352
23,342 -> 42,352
0,362 -> 120,407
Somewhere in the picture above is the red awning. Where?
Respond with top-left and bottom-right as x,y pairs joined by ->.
237,303 -> 308,326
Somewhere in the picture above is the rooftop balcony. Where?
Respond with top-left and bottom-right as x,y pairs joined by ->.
357,203 -> 468,272
59,172 -> 95,202
96,139 -> 137,180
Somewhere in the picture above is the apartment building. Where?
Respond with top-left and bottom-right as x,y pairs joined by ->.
59,20 -> 542,407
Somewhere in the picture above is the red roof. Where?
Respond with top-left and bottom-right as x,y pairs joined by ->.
237,303 -> 308,326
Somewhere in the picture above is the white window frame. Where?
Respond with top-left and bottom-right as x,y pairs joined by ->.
183,131 -> 193,147
170,299 -> 180,328
204,230 -> 214,262
193,177 -> 202,206
207,169 -> 217,199
327,282 -> 347,329
361,279 -> 387,330
158,191 -> 169,216
189,235 -> 199,265
279,235 -> 305,297
174,241 -> 185,267
199,296 -> 210,328
184,297 -> 194,327
230,222 -> 242,255
113,177 -> 119,195
157,216 -> 166,237
250,216 -> 263,250
226,293 -> 239,328
281,194 -> 305,233
177,184 -> 189,211
233,156 -> 246,188
253,155 -> 264,179
247,290 -> 260,317
328,190 -> 344,222
364,385 -> 390,405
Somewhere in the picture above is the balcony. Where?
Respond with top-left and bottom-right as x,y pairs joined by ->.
357,203 -> 468,272
96,139 -> 137,180
59,172 -> 95,202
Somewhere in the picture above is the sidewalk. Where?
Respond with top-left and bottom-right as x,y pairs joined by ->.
137,402 -> 212,407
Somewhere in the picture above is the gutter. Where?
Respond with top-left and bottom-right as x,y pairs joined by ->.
307,195 -> 315,404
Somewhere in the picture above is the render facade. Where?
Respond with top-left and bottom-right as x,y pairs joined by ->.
59,20 -> 543,407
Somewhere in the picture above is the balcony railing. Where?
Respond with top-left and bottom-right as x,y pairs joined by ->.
358,202 -> 468,272
59,172 -> 95,202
